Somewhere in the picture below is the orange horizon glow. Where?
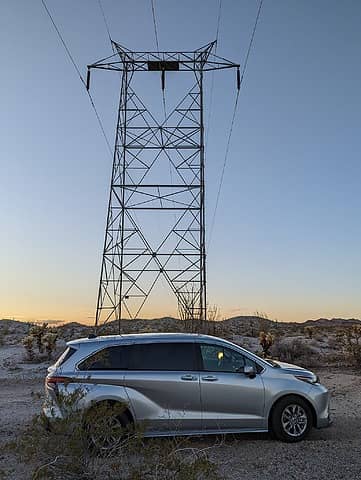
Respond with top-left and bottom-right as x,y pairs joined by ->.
2,303 -> 361,326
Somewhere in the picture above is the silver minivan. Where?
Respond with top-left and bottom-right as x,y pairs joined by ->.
44,333 -> 331,444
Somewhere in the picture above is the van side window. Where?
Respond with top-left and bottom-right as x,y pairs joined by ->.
127,342 -> 195,371
78,346 -> 126,370
200,344 -> 258,373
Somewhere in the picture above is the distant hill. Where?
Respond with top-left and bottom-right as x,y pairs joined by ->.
222,315 -> 274,328
1,315 -> 360,342
303,318 -> 361,327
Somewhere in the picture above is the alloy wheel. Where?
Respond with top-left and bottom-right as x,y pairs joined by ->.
281,404 -> 308,437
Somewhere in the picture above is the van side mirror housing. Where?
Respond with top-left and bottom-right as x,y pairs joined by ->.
244,365 -> 256,378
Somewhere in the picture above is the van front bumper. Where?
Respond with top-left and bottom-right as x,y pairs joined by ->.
311,383 -> 332,429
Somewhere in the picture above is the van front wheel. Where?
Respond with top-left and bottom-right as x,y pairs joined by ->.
271,396 -> 312,442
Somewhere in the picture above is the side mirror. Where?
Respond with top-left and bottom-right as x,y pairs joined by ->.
244,365 -> 256,379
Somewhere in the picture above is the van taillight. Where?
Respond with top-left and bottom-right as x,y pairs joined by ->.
46,376 -> 71,387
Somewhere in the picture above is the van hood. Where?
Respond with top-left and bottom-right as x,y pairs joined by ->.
272,360 -> 308,371
271,360 -> 318,382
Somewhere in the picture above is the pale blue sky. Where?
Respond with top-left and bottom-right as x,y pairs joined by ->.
1,0 -> 361,323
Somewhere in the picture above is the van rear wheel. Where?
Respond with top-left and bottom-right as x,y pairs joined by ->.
271,396 -> 312,442
83,401 -> 130,454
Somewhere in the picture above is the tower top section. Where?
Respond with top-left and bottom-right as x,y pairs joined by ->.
87,40 -> 240,74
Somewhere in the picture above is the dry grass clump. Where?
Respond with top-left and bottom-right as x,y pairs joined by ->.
5,393 -> 221,480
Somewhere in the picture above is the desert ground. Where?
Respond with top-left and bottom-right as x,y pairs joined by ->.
0,317 -> 361,479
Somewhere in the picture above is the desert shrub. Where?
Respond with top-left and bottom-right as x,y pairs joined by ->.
304,326 -> 314,339
41,333 -> 58,358
336,326 -> 361,367
259,331 -> 274,357
0,324 -> 10,335
22,335 -> 36,361
8,390 -> 221,480
30,323 -> 49,354
22,323 -> 58,361
326,352 -> 348,367
348,343 -> 361,367
327,336 -> 340,350
314,333 -> 326,343
0,324 -> 10,346
271,338 -> 318,366
247,319 -> 257,337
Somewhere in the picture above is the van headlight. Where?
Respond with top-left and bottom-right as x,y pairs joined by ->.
294,373 -> 319,384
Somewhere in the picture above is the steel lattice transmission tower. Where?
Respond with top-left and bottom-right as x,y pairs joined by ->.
87,41 -> 239,330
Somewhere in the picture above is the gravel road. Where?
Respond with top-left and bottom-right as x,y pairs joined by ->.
0,365 -> 360,479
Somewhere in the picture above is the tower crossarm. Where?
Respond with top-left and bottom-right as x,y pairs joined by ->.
87,41 -> 240,76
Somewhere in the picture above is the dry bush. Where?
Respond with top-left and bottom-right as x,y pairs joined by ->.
0,324 -> 10,346
304,327 -> 314,339
327,336 -> 340,351
325,352 -> 348,367
271,338 -> 318,367
6,391 -> 221,480
259,331 -> 274,357
204,305 -> 219,336
22,335 -> 36,361
336,326 -> 361,367
314,333 -> 326,343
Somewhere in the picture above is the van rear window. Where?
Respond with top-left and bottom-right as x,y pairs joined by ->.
127,342 -> 196,371
55,347 -> 77,368
78,346 -> 126,371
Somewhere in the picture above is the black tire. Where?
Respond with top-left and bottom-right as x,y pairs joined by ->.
83,401 -> 130,454
270,395 -> 313,443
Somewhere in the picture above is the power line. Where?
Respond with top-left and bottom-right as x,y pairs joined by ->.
150,1 -> 167,131
98,0 -> 112,43
150,0 -> 167,121
239,0 -> 264,88
208,90 -> 239,247
41,0 -> 113,156
41,0 -> 85,88
86,92 -> 113,156
206,0 -> 222,140
150,0 -> 160,53
208,0 -> 264,249
149,0 -> 179,255
215,0 -> 222,42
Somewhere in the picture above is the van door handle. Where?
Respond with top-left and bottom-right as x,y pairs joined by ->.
202,375 -> 218,382
181,374 -> 197,381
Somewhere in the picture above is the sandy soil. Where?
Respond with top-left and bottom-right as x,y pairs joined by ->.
0,345 -> 361,479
